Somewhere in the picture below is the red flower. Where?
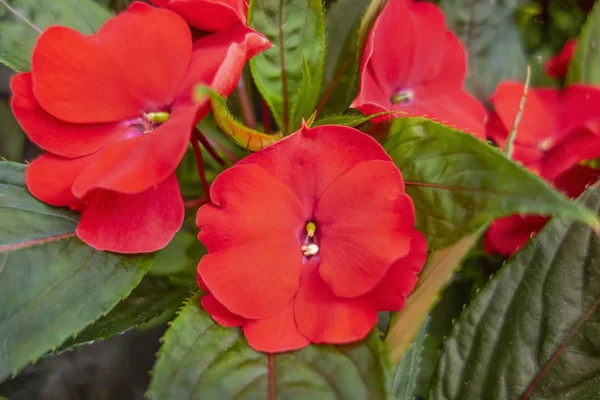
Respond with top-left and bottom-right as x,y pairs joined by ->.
484,82 -> 600,255
150,0 -> 247,32
12,2 -> 270,253
545,40 -> 576,79
196,124 -> 427,352
351,0 -> 486,138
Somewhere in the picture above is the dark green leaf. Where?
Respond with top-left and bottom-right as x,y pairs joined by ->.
0,0 -> 113,72
0,101 -> 24,161
385,118 -> 599,250
567,0 -> 600,85
59,277 -> 189,351
429,185 -> 600,400
148,294 -> 392,399
441,0 -> 527,101
0,162 -> 152,381
318,0 -> 370,115
248,0 -> 325,133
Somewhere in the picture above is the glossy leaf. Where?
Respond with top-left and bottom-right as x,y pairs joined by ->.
59,277 -> 190,351
441,0 -> 527,101
385,118 -> 599,250
429,185 -> 600,399
248,0 -> 325,133
567,0 -> 600,85
392,318 -> 430,400
0,0 -> 112,72
0,162 -> 152,381
148,294 -> 392,399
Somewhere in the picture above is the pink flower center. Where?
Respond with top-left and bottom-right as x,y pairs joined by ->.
301,221 -> 319,258
391,89 -> 415,105
124,111 -> 170,138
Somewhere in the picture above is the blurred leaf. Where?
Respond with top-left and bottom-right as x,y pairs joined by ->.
387,233 -> 480,366
0,101 -> 24,161
248,0 -> 325,133
0,162 -> 152,381
317,0 -> 371,115
429,185 -> 600,399
385,118 -> 599,250
59,277 -> 189,351
0,0 -> 113,72
148,294 -> 392,399
441,0 -> 527,101
149,217 -> 205,286
567,0 -> 600,85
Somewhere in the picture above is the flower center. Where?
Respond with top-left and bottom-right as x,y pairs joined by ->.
141,111 -> 170,134
539,137 -> 553,151
391,89 -> 414,105
301,221 -> 319,257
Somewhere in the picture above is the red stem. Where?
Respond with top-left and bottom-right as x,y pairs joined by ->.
262,100 -> 271,134
237,78 -> 257,129
193,128 -> 227,167
191,139 -> 210,196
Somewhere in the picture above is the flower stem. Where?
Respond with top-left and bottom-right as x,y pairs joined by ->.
191,139 -> 210,196
262,100 -> 271,134
237,77 -> 257,129
193,128 -> 227,167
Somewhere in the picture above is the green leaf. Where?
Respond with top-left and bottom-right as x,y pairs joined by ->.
195,86 -> 282,152
148,294 -> 392,399
0,0 -> 113,72
567,0 -> 600,85
386,233 -> 480,365
313,111 -> 393,128
393,318 -> 430,400
441,0 -> 527,101
385,118 -> 599,250
317,0 -> 371,115
59,277 -> 189,351
0,162 -> 152,381
248,0 -> 325,133
429,185 -> 600,399
0,101 -> 24,161
391,258 -> 489,399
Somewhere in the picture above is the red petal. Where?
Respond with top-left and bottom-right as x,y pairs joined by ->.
76,173 -> 184,253
552,165 -> 600,198
174,24 -> 271,109
396,88 -> 486,137
202,294 -> 245,327
316,160 -> 415,297
196,164 -> 306,319
484,215 -> 548,256
150,0 -> 247,32
542,127 -> 600,180
32,2 -> 191,123
358,231 -> 427,310
544,40 -> 576,79
11,73 -> 127,158
243,303 -> 310,352
72,106 -> 196,196
491,82 -> 562,147
239,124 -> 391,210
294,264 -> 378,344
26,154 -> 92,208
